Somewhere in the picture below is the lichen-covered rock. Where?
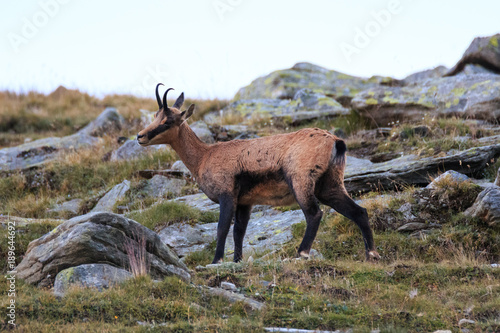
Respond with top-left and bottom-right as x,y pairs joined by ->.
91,180 -> 130,213
352,74 -> 500,123
16,212 -> 190,287
110,139 -> 168,161
224,89 -> 349,125
0,133 -> 98,172
54,264 -> 133,297
0,108 -> 124,172
159,203 -> 304,258
446,34 -> 500,76
234,62 -> 385,101
465,185 -> 500,227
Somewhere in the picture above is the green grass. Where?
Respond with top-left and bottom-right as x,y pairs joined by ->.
126,201 -> 218,231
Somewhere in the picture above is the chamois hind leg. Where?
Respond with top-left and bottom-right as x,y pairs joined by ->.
212,194 -> 236,264
316,183 -> 380,260
288,177 -> 323,258
233,204 -> 252,263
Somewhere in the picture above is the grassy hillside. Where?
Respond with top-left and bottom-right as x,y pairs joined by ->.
0,89 -> 499,332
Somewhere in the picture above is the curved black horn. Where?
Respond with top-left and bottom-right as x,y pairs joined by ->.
155,83 -> 164,109
162,88 -> 174,111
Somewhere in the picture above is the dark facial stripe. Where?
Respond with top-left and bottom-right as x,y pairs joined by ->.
147,124 -> 170,141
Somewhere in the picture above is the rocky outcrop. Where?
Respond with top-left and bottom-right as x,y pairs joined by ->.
401,66 -> 449,84
446,34 -> 500,76
54,263 -> 133,297
16,212 -> 190,287
234,62 -> 387,101
351,74 -> 500,123
344,144 -> 500,193
161,193 -> 304,258
91,180 -> 130,213
0,108 -> 124,172
224,89 -> 349,125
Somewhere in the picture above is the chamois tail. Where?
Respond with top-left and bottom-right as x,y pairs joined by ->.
331,139 -> 346,168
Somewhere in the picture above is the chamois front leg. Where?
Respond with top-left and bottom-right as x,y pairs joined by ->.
233,204 -> 252,263
212,193 -> 236,264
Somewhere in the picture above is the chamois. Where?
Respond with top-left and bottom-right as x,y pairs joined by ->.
137,84 -> 380,263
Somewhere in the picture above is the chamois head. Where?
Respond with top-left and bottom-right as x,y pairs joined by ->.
137,83 -> 195,146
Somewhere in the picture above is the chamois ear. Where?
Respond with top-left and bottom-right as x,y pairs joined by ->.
179,104 -> 195,123
172,92 -> 184,109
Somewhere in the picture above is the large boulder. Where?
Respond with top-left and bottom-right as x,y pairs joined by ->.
54,264 -> 133,297
234,62 -> 387,101
445,34 -> 500,76
351,74 -> 500,123
223,89 -> 349,125
16,212 -> 190,287
0,108 -> 124,172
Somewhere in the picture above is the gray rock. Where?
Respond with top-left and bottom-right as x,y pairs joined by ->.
352,74 -> 500,123
54,263 -> 133,297
426,171 -> 470,190
16,212 -> 190,287
203,286 -> 265,311
0,133 -> 98,172
220,281 -> 238,292
446,34 -> 500,76
0,108 -> 124,172
48,198 -> 84,217
159,206 -> 304,258
344,144 -> 500,193
144,175 -> 186,197
234,62 -> 387,101
465,185 -> 500,227
91,180 -> 130,213
110,139 -> 167,162
397,222 -> 441,232
190,121 -> 214,143
223,90 -> 349,125
402,66 -> 449,84
171,160 -> 191,177
174,193 -> 220,212
159,222 -> 215,257
79,107 -> 125,137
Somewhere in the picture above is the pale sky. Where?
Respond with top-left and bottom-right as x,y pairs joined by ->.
1,0 -> 499,99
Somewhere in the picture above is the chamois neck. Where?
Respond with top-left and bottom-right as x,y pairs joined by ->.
169,122 -> 209,178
